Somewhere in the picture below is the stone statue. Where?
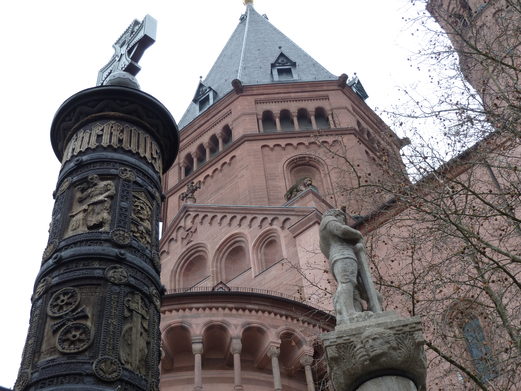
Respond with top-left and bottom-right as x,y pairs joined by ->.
319,209 -> 382,324
180,181 -> 202,203
284,176 -> 318,201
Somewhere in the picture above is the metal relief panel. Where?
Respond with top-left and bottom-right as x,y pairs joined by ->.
64,175 -> 116,238
131,191 -> 153,247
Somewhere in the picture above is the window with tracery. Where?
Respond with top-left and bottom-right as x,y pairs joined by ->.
462,317 -> 498,382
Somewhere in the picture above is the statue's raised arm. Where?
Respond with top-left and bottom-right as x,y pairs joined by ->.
319,209 -> 382,325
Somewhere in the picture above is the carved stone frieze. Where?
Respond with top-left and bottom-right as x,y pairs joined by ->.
65,175 -> 116,238
321,313 -> 427,391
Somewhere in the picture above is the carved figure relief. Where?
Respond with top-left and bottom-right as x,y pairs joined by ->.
130,192 -> 153,246
120,292 -> 149,375
65,175 -> 115,237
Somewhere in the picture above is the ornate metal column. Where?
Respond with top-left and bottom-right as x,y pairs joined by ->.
14,16 -> 179,391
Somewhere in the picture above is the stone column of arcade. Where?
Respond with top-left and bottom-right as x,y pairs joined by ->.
13,15 -> 179,391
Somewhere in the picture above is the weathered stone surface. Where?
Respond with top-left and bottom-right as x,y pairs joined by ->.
321,313 -> 427,391
319,209 -> 382,325
357,376 -> 417,391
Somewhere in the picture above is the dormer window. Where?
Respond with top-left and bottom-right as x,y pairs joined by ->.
192,81 -> 217,113
277,67 -> 293,80
271,52 -> 297,82
199,94 -> 211,112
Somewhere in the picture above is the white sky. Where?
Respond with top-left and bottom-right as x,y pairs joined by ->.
0,0 -> 432,386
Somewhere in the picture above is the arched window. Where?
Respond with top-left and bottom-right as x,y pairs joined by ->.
290,165 -> 323,194
221,125 -> 232,147
174,244 -> 209,289
297,108 -> 312,130
315,107 -> 330,129
195,143 -> 207,166
280,110 -> 294,131
462,317 -> 498,382
241,325 -> 269,363
180,253 -> 208,289
183,154 -> 194,177
279,330 -> 305,372
163,325 -> 193,372
283,155 -> 329,202
446,301 -> 499,383
262,111 -> 277,132
208,135 -> 219,157
214,234 -> 251,284
202,324 -> 231,369
253,229 -> 284,274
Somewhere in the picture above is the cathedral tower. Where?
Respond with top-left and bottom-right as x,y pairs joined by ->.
159,3 -> 406,390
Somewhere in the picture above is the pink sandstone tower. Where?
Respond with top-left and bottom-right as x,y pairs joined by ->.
159,2 -> 407,390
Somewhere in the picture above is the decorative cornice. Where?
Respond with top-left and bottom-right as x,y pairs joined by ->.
161,290 -> 334,331
161,204 -> 317,244
255,95 -> 329,105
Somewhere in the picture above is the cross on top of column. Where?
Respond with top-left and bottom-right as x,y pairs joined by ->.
97,15 -> 157,86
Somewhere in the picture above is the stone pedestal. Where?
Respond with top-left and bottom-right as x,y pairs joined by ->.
321,312 -> 426,391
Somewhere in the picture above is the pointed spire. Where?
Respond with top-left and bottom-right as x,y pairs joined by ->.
178,3 -> 336,128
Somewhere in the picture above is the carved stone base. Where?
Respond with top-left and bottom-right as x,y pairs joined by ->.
321,312 -> 426,391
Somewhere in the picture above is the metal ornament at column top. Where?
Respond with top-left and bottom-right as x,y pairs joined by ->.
97,15 -> 157,87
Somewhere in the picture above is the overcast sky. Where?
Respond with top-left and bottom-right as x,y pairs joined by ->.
0,0 -> 433,386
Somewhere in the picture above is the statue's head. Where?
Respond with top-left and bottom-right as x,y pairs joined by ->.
323,209 -> 346,224
361,328 -> 397,360
302,177 -> 312,187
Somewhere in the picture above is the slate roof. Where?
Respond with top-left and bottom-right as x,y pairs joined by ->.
178,3 -> 337,129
